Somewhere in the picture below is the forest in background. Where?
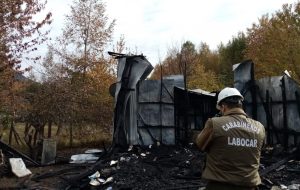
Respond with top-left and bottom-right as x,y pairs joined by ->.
0,0 -> 300,156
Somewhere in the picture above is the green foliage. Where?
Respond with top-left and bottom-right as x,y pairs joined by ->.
218,32 -> 246,86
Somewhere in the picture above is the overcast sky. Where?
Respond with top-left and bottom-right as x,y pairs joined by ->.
41,0 -> 296,66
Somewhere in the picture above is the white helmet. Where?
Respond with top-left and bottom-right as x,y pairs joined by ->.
216,87 -> 244,110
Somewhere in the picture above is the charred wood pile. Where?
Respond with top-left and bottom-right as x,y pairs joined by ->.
63,145 -> 205,190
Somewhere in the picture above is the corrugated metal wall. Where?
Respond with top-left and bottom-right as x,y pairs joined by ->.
234,60 -> 300,149
137,78 -> 184,145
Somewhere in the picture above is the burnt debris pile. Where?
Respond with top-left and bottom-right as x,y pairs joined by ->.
1,143 -> 299,190
86,145 -> 205,190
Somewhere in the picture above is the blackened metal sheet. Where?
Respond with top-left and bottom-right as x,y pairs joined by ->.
283,76 -> 300,132
256,76 -> 300,132
137,104 -> 174,127
233,60 -> 253,92
114,57 -> 126,105
138,128 -> 175,145
113,55 -> 154,146
136,77 -> 184,145
116,58 -> 126,82
233,59 -> 300,147
161,128 -> 175,144
256,77 -> 283,102
233,60 -> 256,118
174,87 -> 218,144
270,104 -> 284,130
161,79 -> 181,103
126,57 -> 153,89
138,79 -> 182,103
138,80 -> 161,102
256,104 -> 267,127
287,104 -> 300,132
284,75 -> 300,101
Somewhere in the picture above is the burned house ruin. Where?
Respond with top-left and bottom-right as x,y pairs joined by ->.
112,55 -> 300,150
1,54 -> 300,189
234,60 -> 300,149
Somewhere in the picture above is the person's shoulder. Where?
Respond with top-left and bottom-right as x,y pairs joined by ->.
210,116 -> 223,121
210,115 -> 228,124
252,118 -> 263,125
249,118 -> 265,128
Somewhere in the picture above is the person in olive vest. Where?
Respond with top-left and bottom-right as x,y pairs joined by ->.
195,87 -> 265,190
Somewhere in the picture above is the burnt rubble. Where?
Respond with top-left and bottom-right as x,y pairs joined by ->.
1,143 -> 299,189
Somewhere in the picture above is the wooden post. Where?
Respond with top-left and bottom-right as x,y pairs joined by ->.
48,120 -> 52,138
69,123 -> 73,147
266,90 -> 271,145
281,76 -> 288,149
250,62 -> 257,120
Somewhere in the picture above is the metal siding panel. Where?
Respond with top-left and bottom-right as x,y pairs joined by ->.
257,77 -> 283,102
287,104 -> 300,132
162,129 -> 175,145
138,104 -> 174,127
138,80 -> 160,102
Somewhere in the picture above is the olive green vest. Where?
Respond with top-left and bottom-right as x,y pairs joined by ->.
202,109 -> 265,187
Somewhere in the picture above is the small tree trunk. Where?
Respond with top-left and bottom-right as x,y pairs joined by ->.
8,121 -> 14,145
56,120 -> 62,136
8,112 -> 16,145
69,123 -> 73,147
40,124 -> 45,139
48,120 -> 52,138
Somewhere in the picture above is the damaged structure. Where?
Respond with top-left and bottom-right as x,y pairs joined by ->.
111,53 -> 186,146
112,56 -> 300,150
1,54 -> 300,189
111,53 -> 217,147
234,60 -> 300,149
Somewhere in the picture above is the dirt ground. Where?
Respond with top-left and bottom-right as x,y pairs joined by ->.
0,147 -> 92,189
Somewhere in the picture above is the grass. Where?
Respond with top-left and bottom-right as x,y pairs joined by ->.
0,123 -> 113,152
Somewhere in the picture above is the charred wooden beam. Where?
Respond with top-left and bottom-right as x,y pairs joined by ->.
260,154 -> 294,177
164,184 -> 204,190
0,140 -> 39,166
250,61 -> 257,120
281,76 -> 288,150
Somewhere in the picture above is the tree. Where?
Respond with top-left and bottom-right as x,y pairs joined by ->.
188,42 -> 222,91
151,41 -> 197,82
56,0 -> 115,73
0,0 -> 52,68
246,2 -> 300,81
197,42 -> 220,76
151,41 -> 221,91
188,63 -> 222,91
43,0 -> 117,146
218,32 -> 247,86
151,44 -> 181,80
0,0 -> 51,144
